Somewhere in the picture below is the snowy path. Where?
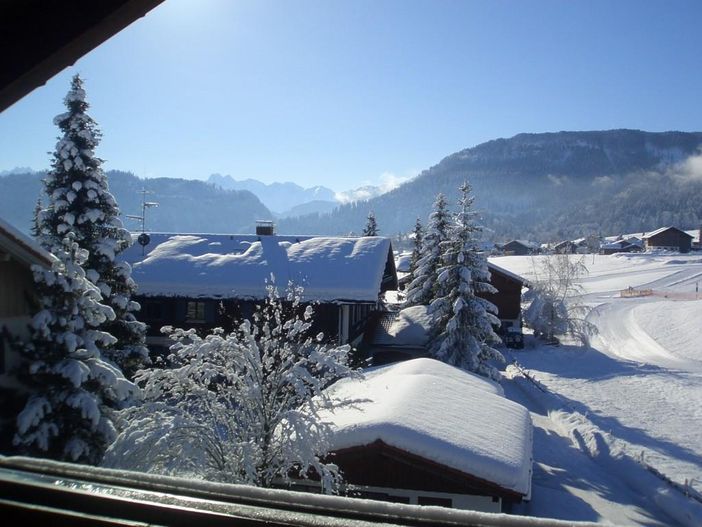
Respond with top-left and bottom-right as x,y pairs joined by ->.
503,369 -> 675,526
491,254 -> 702,523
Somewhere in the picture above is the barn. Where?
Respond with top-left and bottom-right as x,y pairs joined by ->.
642,227 -> 694,253
124,231 -> 398,352
313,358 -> 533,513
499,240 -> 538,256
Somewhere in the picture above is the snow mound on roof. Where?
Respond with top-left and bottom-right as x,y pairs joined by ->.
322,358 -> 532,495
395,252 -> 412,273
131,234 -> 392,302
373,305 -> 432,347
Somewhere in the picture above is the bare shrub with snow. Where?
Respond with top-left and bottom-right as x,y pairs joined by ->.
105,281 -> 355,492
523,254 -> 597,344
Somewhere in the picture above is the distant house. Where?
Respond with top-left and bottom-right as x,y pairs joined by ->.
553,240 -> 578,254
314,358 -> 533,512
642,227 -> 694,253
124,229 -> 398,352
685,228 -> 701,251
600,239 -> 643,255
500,240 -> 538,256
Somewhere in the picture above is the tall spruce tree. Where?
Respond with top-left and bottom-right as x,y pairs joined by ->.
405,194 -> 450,306
404,217 -> 423,294
39,74 -> 147,378
428,182 -> 503,379
363,210 -> 379,236
14,233 -> 136,464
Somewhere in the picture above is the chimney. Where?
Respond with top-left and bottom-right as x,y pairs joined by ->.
256,220 -> 275,236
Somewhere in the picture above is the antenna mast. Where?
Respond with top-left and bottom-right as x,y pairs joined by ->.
126,189 -> 159,255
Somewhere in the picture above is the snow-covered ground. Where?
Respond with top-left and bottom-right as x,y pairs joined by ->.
491,253 -> 702,526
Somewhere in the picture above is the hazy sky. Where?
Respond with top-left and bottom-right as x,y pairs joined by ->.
1,0 -> 701,191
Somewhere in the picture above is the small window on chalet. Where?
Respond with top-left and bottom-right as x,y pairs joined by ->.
417,496 -> 452,507
186,301 -> 206,323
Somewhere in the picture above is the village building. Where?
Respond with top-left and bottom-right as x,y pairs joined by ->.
313,358 -> 533,513
642,227 -> 694,253
385,259 -> 527,360
499,240 -> 539,256
553,240 -> 578,254
0,217 -> 52,383
599,239 -> 643,255
123,228 -> 398,353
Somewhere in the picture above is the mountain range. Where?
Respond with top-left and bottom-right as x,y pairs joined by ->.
2,129 -> 701,241
279,129 -> 702,241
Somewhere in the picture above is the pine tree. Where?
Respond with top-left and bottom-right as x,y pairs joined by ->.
428,182 -> 504,379
40,74 -> 147,377
362,210 -> 379,236
405,194 -> 450,306
14,233 -> 137,464
31,197 -> 42,237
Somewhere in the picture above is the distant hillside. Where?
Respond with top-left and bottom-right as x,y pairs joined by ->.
207,174 -> 335,214
0,170 -> 273,235
279,130 -> 702,241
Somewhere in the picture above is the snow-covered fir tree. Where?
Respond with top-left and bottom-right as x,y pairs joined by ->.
31,197 -> 42,237
363,210 -> 379,236
408,217 -> 424,281
405,194 -> 450,306
14,233 -> 137,464
40,74 -> 147,377
428,182 -> 504,379
105,280 -> 355,492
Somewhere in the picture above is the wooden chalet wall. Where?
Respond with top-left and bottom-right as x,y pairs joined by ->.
645,229 -> 692,253
479,269 -> 522,321
136,295 -> 376,353
332,440 -> 523,504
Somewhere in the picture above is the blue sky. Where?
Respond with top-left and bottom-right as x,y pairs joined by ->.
1,0 -> 701,191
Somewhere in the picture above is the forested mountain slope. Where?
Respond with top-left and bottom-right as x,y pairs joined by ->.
0,170 -> 273,235
279,130 -> 702,241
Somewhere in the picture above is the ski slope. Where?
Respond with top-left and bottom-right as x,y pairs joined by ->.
492,253 -> 702,525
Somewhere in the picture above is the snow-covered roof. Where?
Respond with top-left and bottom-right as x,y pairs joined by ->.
372,305 -> 432,347
122,232 -> 316,264
642,226 -> 694,240
488,261 -> 529,287
394,252 -> 412,273
504,239 -> 539,250
320,358 -> 533,496
0,216 -> 53,268
130,234 -> 396,302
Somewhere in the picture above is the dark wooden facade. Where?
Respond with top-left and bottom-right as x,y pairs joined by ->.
332,440 -> 524,506
500,241 -> 534,256
136,295 -> 375,355
644,227 -> 693,253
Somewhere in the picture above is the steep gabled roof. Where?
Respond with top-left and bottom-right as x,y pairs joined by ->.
318,358 -> 533,497
0,215 -> 53,268
642,226 -> 694,240
130,234 -> 397,302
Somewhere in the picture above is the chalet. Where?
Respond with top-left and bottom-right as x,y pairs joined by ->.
123,230 -> 398,352
377,261 -> 527,362
642,227 -> 694,253
553,240 -> 578,254
600,239 -> 642,255
499,240 -> 538,256
0,217 -> 52,382
314,358 -> 533,512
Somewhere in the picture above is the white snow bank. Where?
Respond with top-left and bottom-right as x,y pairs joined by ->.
372,305 -> 432,347
131,235 -> 393,302
321,358 -> 531,495
633,300 -> 702,365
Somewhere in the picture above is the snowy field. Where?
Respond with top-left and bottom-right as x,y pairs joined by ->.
491,253 -> 702,526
